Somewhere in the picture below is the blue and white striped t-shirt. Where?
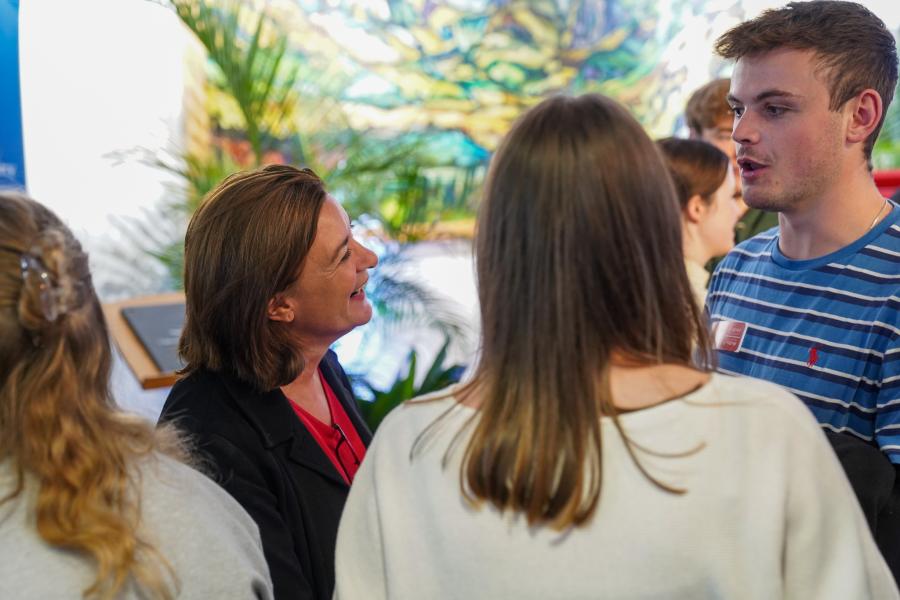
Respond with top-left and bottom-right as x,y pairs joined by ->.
706,204 -> 900,464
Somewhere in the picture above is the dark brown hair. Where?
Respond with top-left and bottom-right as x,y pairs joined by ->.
657,137 -> 730,209
685,78 -> 732,135
459,94 -> 711,529
715,0 -> 898,162
179,164 -> 327,391
0,193 -> 186,599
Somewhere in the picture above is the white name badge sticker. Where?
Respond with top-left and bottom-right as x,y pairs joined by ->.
711,320 -> 748,353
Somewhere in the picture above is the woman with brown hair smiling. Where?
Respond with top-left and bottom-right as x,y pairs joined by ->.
333,95 -> 897,599
158,165 -> 377,600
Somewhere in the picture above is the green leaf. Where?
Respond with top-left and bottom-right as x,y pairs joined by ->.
354,343 -> 466,432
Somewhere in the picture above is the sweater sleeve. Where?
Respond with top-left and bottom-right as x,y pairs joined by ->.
146,457 -> 275,600
333,436 -> 387,600
782,408 -> 899,599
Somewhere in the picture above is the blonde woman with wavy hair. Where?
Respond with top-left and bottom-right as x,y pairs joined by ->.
0,193 -> 272,599
333,94 -> 897,599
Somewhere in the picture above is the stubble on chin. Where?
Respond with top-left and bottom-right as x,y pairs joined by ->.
742,176 -> 818,215
742,186 -> 787,213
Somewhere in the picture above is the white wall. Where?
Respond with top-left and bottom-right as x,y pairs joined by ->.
18,0 -> 195,417
19,0 -> 192,299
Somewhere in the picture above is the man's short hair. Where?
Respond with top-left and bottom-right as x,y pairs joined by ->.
715,0 -> 898,162
685,78 -> 732,136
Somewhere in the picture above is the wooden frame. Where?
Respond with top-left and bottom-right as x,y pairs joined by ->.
103,292 -> 185,389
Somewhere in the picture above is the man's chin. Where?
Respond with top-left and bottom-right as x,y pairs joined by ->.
742,192 -> 783,213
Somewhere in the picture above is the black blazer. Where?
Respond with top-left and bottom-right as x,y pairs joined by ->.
158,350 -> 372,600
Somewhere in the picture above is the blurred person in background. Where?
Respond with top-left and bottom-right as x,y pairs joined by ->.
686,79 -> 739,181
333,94 -> 897,600
657,137 -> 741,307
0,192 -> 272,599
686,77 -> 779,242
158,165 -> 376,600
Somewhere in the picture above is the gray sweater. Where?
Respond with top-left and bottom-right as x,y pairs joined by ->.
0,454 -> 273,599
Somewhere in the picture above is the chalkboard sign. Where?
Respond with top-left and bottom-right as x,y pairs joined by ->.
120,302 -> 185,373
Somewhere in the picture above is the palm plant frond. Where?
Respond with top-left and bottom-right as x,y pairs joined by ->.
364,246 -> 472,345
170,0 -> 300,161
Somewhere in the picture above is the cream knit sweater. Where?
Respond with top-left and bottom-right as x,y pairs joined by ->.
335,374 -> 897,600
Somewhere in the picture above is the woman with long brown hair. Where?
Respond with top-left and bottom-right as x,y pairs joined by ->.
333,95 -> 897,599
657,137 -> 741,308
0,193 -> 272,599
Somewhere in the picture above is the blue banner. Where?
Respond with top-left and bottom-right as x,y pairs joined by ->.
0,0 -> 25,189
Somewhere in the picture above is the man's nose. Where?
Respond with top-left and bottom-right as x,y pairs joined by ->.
732,112 -> 760,146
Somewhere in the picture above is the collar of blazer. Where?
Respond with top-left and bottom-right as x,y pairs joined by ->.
217,349 -> 371,487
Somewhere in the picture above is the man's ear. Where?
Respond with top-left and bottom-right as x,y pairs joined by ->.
683,194 -> 706,224
845,89 -> 883,146
267,294 -> 294,323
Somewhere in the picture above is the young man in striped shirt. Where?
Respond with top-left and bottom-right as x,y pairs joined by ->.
706,0 -> 900,575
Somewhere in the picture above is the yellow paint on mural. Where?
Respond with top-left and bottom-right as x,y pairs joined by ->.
383,70 -> 465,99
381,37 -> 422,62
343,104 -> 428,131
428,5 -> 464,30
510,6 -> 559,48
423,98 -> 477,113
598,28 -> 629,52
522,69 -> 576,96
470,88 -> 507,107
407,26 -> 445,55
476,36 -> 553,70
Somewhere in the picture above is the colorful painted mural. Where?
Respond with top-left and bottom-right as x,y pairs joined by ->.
284,0 -> 673,160
187,0 -> 900,200
156,0 -> 900,408
195,0 -> 756,172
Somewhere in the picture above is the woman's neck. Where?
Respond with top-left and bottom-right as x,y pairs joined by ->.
280,346 -> 330,423
459,359 -> 710,412
609,362 -> 709,411
682,228 -> 712,266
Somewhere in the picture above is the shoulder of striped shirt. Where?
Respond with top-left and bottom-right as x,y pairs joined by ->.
714,224 -> 900,300
712,267 -> 900,304
714,367 -> 886,442
737,226 -> 779,248
720,231 -> 778,263
728,222 -> 900,262
707,372 -> 830,435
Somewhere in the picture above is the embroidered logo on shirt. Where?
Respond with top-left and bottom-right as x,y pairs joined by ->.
808,346 -> 819,367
